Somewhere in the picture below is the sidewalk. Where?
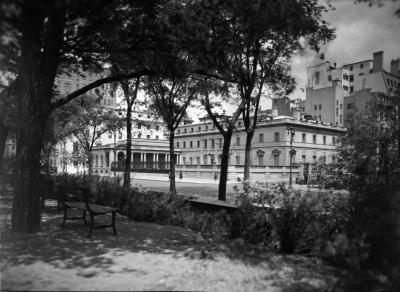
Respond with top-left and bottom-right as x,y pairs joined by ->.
131,173 -> 225,184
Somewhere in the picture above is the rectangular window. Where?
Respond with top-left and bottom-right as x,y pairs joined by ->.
343,74 -> 349,80
343,85 -> 349,91
323,136 -> 326,145
259,133 -> 264,143
332,137 -> 336,145
236,136 -> 240,145
156,135 -> 159,140
204,140 -> 207,149
190,157 -> 193,165
340,103 -> 342,110
198,126 -> 201,132
146,135 -> 150,139
273,154 -> 279,166
302,155 -> 306,163
211,139 -> 215,149
350,65 -> 353,71
183,157 -> 186,165
196,157 -> 200,165
100,155 -> 103,167
360,63 -> 364,69
314,71 -> 320,85
302,133 -> 306,143
349,75 -> 354,82
313,156 -> 317,163
350,86 -> 354,93
313,135 -> 317,144
190,141 -> 193,148
275,132 -> 280,142
191,128 -> 194,132
319,104 -> 322,110
235,156 -> 240,165
340,114 -> 343,123
177,142 -> 179,148
183,141 -> 186,148
328,75 -> 332,82
314,105 -> 317,110
219,138 -> 223,148
197,140 -> 200,148
184,128 -> 187,133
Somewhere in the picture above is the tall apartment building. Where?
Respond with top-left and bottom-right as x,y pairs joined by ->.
305,51 -> 400,126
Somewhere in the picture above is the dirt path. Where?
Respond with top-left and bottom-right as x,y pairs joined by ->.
0,202 -> 344,291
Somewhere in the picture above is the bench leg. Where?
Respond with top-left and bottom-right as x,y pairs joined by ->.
112,211 -> 117,235
62,207 -> 68,227
88,214 -> 94,238
83,210 -> 87,226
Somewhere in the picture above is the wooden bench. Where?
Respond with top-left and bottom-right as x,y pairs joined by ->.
59,185 -> 118,238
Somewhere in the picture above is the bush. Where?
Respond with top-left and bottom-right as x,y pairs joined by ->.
232,183 -> 351,255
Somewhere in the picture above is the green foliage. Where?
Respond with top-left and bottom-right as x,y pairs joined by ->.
232,183 -> 351,254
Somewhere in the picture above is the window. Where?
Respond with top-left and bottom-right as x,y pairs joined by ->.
196,157 -> 200,165
183,141 -> 186,148
205,125 -> 208,131
314,71 -> 320,85
118,132 -> 122,139
236,136 -> 240,146
350,65 -> 353,71
177,142 -> 180,148
211,139 -> 215,149
219,138 -> 223,148
238,122 -> 241,127
146,135 -> 150,139
274,132 -> 280,142
313,156 -> 317,163
273,154 -> 280,166
183,157 -> 186,165
302,155 -> 306,163
359,73 -> 364,76
190,141 -> 193,148
314,105 -> 317,110
197,140 -> 200,148
336,100 -> 339,106
95,155 -> 98,167
360,63 -> 364,69
156,136 -> 159,140
235,156 -> 240,165
156,125 -> 159,131
105,152 -> 110,167
328,75 -> 332,82
349,75 -> 354,82
184,128 -> 187,133
336,108 -> 338,117
340,114 -> 343,123
343,85 -> 349,91
138,133 -> 141,138
332,137 -> 336,145
177,129 -> 180,134
343,74 -> 349,80
203,155 -> 208,164
313,135 -> 317,144
323,136 -> 326,145
302,133 -> 306,143
204,140 -> 207,149
108,131 -> 112,139
191,128 -> 194,132
340,103 -> 342,110
259,133 -> 264,143
350,86 -> 354,93
198,126 -> 201,132
190,157 -> 193,165
138,124 -> 141,129
319,104 -> 322,110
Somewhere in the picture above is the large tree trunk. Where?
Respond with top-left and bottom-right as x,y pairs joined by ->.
218,132 -> 232,201
0,121 -> 9,174
243,130 -> 255,193
169,131 -> 176,194
12,0 -> 64,233
123,105 -> 132,189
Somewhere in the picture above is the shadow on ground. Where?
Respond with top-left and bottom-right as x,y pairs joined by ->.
0,201 -> 346,291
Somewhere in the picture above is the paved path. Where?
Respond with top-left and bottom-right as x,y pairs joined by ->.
0,202 -> 344,291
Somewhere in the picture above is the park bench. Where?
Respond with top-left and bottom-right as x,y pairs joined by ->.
59,184 -> 118,238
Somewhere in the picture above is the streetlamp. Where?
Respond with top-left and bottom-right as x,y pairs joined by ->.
287,126 -> 296,188
113,130 -> 117,178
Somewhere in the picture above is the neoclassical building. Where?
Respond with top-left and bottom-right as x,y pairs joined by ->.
172,109 -> 346,182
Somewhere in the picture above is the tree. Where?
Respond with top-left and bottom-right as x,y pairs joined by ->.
59,95 -> 121,177
1,0 -> 165,233
183,0 -> 334,200
147,75 -> 197,193
338,91 -> 400,288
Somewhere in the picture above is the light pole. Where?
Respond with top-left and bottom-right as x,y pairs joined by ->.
114,130 -> 117,178
287,126 -> 296,188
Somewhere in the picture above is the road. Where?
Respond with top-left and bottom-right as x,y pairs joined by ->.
132,179 -> 241,201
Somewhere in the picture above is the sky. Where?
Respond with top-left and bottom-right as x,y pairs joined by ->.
289,0 -> 400,100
